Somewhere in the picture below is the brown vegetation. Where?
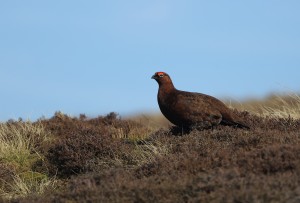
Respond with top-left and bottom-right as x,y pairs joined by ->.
1,95 -> 300,202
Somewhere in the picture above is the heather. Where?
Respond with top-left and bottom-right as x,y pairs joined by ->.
1,95 -> 300,203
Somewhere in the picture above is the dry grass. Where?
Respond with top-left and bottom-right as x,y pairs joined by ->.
1,172 -> 57,200
0,122 -> 56,200
110,119 -> 157,140
0,122 -> 50,166
130,140 -> 170,167
226,93 -> 300,119
127,113 -> 171,129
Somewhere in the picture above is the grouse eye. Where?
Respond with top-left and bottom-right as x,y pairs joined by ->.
157,72 -> 165,78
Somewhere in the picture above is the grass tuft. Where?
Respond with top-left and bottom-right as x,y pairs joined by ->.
0,121 -> 55,200
1,172 -> 57,200
226,93 -> 300,119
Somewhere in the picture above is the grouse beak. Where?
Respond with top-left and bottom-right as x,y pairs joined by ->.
151,74 -> 157,79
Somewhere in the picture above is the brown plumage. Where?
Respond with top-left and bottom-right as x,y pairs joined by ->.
151,72 -> 249,130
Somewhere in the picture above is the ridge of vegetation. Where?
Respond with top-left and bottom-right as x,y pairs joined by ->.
0,94 -> 299,202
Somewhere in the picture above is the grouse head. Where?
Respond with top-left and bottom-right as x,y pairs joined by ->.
151,72 -> 174,87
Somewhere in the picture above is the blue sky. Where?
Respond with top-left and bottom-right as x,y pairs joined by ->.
0,1 -> 299,121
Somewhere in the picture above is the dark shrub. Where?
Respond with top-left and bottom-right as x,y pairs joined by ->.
43,112 -> 137,178
11,112 -> 300,203
46,132 -> 113,178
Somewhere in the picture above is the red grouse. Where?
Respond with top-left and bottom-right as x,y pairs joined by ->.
152,72 -> 249,130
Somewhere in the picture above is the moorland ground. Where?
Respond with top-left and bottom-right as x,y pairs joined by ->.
1,94 -> 300,203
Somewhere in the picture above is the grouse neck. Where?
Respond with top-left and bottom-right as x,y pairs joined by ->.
158,81 -> 176,94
